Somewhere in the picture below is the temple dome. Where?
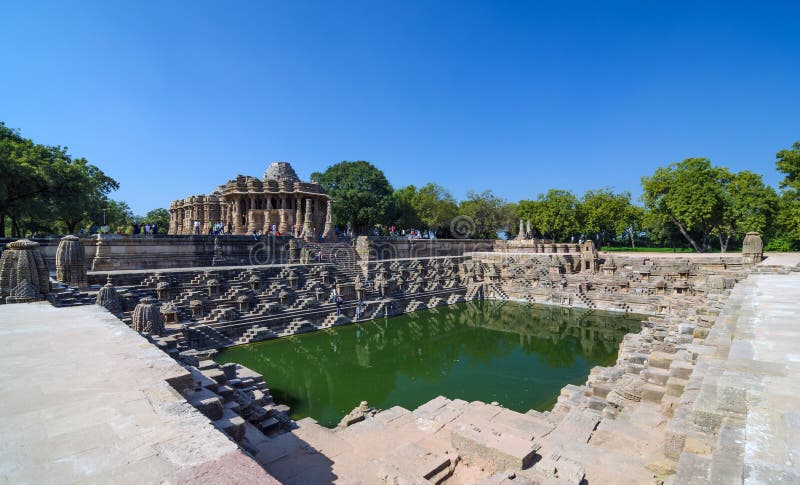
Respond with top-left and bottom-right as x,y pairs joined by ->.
264,162 -> 300,182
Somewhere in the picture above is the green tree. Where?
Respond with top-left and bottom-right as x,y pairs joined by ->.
458,190 -> 510,239
776,141 -> 800,191
144,208 -> 170,234
311,161 -> 395,234
392,185 -> 422,229
412,183 -> 459,233
641,158 -> 728,252
715,171 -> 778,252
580,189 -> 640,247
49,154 -> 119,233
774,141 -> 800,247
522,189 -> 581,242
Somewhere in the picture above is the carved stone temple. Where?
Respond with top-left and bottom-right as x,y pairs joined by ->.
168,161 -> 333,239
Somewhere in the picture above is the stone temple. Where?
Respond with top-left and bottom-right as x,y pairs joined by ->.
168,162 -> 334,238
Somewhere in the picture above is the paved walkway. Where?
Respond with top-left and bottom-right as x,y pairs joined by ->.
676,272 -> 800,483
0,303 -> 277,484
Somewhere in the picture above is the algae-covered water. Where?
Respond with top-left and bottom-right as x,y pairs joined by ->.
215,300 -> 641,427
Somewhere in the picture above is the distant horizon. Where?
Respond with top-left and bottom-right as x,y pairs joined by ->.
3,1 -> 798,215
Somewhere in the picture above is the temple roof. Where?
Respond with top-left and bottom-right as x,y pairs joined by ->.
264,162 -> 300,182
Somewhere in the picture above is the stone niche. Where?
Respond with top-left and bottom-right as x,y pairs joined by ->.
0,239 -> 50,303
55,235 -> 87,288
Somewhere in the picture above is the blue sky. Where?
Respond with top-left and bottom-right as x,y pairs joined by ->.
2,1 -> 799,215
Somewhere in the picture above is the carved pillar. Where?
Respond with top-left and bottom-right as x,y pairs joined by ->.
294,197 -> 303,237
278,208 -> 290,234
247,195 -> 259,234
263,198 -> 273,234
322,198 -> 335,240
302,198 -> 315,241
233,196 -> 244,234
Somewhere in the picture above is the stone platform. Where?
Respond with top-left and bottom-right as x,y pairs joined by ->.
0,303 -> 278,484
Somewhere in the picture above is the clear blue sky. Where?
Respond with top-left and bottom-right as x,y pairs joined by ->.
2,1 -> 799,215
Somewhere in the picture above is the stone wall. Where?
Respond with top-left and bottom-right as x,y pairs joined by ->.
2,235 -> 294,272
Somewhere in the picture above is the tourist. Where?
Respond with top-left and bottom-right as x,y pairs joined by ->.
335,295 -> 342,316
355,304 -> 361,321
152,223 -> 158,235
227,222 -> 232,235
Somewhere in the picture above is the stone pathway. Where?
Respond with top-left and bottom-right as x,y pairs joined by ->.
675,273 -> 800,483
0,302 -> 277,484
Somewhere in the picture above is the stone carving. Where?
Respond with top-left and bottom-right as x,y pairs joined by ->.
160,301 -> 179,323
516,220 -> 525,240
322,199 -> 335,240
132,297 -> 165,335
0,239 -> 50,303
95,279 -> 123,316
55,235 -> 87,288
742,232 -> 763,265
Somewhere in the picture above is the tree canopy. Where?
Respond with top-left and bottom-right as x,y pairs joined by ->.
311,161 -> 395,234
0,122 -> 119,236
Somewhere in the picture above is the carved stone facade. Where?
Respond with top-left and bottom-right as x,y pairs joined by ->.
168,161 -> 332,240
0,239 -> 50,303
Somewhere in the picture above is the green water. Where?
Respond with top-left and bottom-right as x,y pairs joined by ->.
216,301 -> 641,427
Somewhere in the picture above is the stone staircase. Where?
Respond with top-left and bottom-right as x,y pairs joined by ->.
48,282 -> 95,307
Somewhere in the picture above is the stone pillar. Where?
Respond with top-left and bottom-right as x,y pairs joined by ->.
278,208 -> 290,234
55,235 -> 87,288
302,198 -> 315,241
233,196 -> 244,234
247,194 -> 260,234
322,198 -> 336,240
516,220 -> 525,240
0,239 -> 50,303
294,197 -> 303,238
262,198 -> 273,234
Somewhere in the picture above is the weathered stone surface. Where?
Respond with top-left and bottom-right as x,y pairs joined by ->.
0,303 -> 277,484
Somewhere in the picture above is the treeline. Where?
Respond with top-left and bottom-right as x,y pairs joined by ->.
0,122 -> 168,236
312,141 -> 800,252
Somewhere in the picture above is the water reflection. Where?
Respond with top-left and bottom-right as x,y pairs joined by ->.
216,301 -> 641,427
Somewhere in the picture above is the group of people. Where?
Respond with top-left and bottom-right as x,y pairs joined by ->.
191,220 -> 233,236
386,226 -> 435,240
132,223 -> 158,235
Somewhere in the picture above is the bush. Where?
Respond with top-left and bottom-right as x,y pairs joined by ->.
764,235 -> 797,252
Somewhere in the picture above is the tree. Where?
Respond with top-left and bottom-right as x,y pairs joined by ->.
458,190 -> 511,239
776,141 -> 800,191
392,185 -> 422,229
48,154 -> 119,233
412,183 -> 459,233
144,208 -> 170,234
0,122 -> 119,236
641,158 -> 728,252
311,161 -> 395,234
774,141 -> 800,247
715,171 -> 778,252
520,189 -> 581,242
580,189 -> 641,247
